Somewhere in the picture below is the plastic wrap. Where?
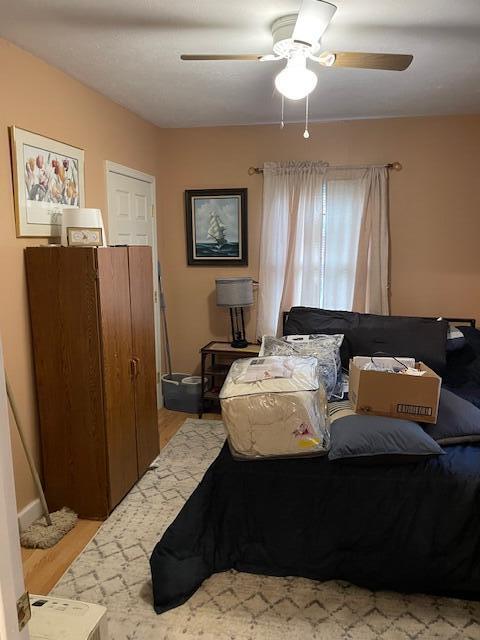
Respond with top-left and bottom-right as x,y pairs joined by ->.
220,356 -> 329,460
260,334 -> 344,399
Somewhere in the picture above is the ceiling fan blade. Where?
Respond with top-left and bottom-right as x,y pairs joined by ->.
292,0 -> 337,47
181,54 -> 266,61
331,52 -> 414,71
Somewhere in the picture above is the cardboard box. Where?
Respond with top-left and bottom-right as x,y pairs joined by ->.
349,357 -> 441,424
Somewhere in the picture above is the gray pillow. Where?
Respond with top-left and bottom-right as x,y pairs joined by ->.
446,326 -> 466,352
328,413 -> 444,463
422,388 -> 480,445
260,334 -> 343,399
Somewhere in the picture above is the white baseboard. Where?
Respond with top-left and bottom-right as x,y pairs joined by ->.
18,498 -> 42,533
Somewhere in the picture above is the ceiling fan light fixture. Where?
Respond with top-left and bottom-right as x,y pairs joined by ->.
275,54 -> 318,101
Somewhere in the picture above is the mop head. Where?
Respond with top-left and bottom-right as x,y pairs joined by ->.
20,507 -> 78,549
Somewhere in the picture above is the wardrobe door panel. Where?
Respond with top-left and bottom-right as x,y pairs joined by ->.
96,248 -> 138,508
127,246 -> 159,475
25,247 -> 109,518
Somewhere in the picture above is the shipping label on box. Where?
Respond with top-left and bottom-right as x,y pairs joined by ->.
349,358 -> 441,424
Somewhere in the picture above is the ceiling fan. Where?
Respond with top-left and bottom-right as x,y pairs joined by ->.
181,0 -> 413,101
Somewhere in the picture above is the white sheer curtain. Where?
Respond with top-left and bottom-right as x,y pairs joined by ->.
256,161 -> 327,337
256,162 -> 389,338
351,167 -> 389,315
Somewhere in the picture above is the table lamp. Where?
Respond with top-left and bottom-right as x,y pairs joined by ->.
215,277 -> 254,348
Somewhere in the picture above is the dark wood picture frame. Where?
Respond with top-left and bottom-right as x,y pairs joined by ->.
185,188 -> 248,266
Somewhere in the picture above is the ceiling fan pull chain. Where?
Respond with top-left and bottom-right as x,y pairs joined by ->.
303,95 -> 310,139
280,95 -> 285,129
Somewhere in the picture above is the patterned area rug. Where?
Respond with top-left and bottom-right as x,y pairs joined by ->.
52,419 -> 480,639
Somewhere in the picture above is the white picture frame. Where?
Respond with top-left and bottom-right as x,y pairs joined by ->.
9,126 -> 85,238
67,226 -> 104,247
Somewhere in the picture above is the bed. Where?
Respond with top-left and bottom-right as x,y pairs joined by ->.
150,311 -> 480,614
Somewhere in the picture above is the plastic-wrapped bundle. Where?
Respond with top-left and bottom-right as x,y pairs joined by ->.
220,355 -> 329,460
260,334 -> 344,399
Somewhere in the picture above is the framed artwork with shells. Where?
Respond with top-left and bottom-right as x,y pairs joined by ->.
9,126 -> 85,238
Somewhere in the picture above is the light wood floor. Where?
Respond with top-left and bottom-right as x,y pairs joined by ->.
22,408 -> 221,595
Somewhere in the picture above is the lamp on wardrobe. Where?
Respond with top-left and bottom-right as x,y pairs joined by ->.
215,277 -> 254,348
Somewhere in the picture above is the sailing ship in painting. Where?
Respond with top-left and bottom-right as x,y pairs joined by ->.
195,210 -> 240,258
208,212 -> 227,247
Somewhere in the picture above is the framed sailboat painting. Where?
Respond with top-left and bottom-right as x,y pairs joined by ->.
185,188 -> 248,266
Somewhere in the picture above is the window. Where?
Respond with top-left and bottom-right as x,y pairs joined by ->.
256,162 -> 388,338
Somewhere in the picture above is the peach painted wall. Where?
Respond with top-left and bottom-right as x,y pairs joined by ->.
159,115 -> 480,373
0,38 -> 165,511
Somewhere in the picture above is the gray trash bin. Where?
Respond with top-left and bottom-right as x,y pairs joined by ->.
162,374 -> 205,413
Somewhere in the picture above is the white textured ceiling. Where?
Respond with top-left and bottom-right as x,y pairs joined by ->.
0,0 -> 479,127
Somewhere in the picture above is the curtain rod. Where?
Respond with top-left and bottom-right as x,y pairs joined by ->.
247,162 -> 402,176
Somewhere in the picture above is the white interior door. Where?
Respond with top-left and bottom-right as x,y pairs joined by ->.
106,162 -> 162,407
0,337 -> 30,639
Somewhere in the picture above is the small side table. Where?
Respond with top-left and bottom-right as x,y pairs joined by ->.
199,341 -> 260,418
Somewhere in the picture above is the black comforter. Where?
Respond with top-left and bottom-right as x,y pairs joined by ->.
150,436 -> 480,614
151,319 -> 480,613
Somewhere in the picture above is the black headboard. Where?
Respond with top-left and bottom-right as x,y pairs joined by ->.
281,310 -> 476,335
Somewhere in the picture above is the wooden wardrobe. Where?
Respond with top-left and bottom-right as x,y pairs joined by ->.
25,246 -> 159,519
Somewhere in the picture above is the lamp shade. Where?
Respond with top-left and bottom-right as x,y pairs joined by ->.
215,277 -> 253,307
